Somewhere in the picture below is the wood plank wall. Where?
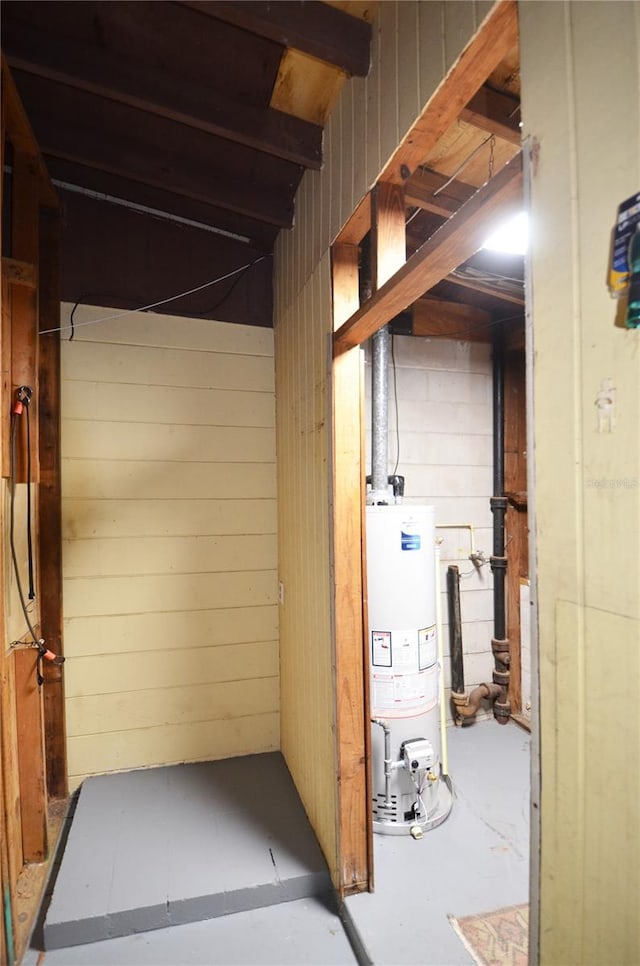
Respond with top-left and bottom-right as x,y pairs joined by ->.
520,3 -> 640,962
274,0 -> 494,889
60,305 -> 279,790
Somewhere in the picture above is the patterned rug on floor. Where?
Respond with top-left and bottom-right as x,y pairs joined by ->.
448,904 -> 529,966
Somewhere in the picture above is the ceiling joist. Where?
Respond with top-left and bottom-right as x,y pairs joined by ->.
412,297 -> 493,341
461,85 -> 521,145
333,152 -> 523,354
378,0 -> 518,184
445,271 -> 525,306
13,71 -> 297,228
180,0 -> 372,76
405,168 -> 475,218
4,25 -> 323,169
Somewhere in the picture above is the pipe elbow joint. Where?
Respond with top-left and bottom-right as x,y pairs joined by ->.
451,683 -> 501,724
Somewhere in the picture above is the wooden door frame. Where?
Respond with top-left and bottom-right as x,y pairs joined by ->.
1,56 -> 64,964
329,0 -> 522,896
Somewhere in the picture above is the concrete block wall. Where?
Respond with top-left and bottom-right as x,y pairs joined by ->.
364,334 -> 495,723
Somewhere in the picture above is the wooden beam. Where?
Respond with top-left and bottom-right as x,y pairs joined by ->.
371,183 -> 406,289
14,651 -> 48,863
331,243 -> 370,895
182,0 -> 372,76
379,0 -> 519,184
2,258 -> 37,289
1,56 -> 56,209
461,85 -> 521,146
335,193 -> 371,247
13,71 -> 296,229
38,208 -> 67,801
446,271 -> 525,306
5,26 -> 323,170
413,297 -> 493,341
332,244 -> 360,333
405,168 -> 475,218
334,152 -> 523,354
1,278 -> 11,479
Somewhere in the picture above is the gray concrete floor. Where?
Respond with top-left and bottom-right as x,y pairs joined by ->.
23,720 -> 529,965
345,719 -> 530,965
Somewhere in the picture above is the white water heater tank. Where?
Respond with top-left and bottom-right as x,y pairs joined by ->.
366,504 -> 452,835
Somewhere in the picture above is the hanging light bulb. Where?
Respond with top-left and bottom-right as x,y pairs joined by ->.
483,211 -> 529,255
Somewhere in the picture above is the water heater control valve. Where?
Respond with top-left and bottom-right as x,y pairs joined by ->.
401,738 -> 435,774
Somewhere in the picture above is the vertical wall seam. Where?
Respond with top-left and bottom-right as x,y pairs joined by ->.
564,4 -> 587,961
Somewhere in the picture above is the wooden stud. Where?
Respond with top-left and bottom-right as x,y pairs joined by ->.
371,182 -> 406,290
14,650 -> 48,863
378,0 -> 519,184
2,258 -> 37,289
504,349 -> 528,714
1,279 -> 12,480
38,208 -> 67,801
334,153 -> 523,354
331,243 -> 370,895
11,151 -> 40,486
1,55 -> 57,209
1,650 -> 23,893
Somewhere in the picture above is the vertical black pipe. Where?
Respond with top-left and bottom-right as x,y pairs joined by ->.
447,565 -> 465,695
493,334 -> 505,497
490,332 -> 510,722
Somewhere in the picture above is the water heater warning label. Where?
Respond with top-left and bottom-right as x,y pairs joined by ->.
372,631 -> 392,667
418,625 -> 437,670
401,529 -> 421,550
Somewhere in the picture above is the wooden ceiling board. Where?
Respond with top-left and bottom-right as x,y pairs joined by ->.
421,118 -> 521,188
4,21 -> 323,169
181,0 -> 372,77
323,1 -> 378,24
2,1 -> 284,109
488,49 -> 521,97
14,72 -> 299,227
13,70 -> 302,187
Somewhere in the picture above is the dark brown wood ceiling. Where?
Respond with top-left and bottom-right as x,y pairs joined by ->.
1,1 -> 372,325
2,1 -> 523,332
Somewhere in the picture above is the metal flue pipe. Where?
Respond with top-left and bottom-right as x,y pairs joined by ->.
371,325 -> 391,503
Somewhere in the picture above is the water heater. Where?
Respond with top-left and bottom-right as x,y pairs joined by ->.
366,504 -> 452,836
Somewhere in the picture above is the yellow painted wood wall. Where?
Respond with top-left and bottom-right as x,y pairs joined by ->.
275,0 -> 494,887
60,304 -> 279,791
520,3 -> 639,962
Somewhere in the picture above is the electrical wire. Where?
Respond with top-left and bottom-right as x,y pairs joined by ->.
196,259 -> 258,316
68,292 -> 151,342
451,268 -> 525,287
432,134 -> 495,198
25,402 -> 35,600
41,255 -> 269,336
10,413 -> 39,644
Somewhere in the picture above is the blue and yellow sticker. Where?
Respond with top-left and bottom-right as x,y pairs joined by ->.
610,192 -> 640,297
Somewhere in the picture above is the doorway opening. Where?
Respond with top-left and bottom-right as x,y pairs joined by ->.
330,2 -> 535,960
